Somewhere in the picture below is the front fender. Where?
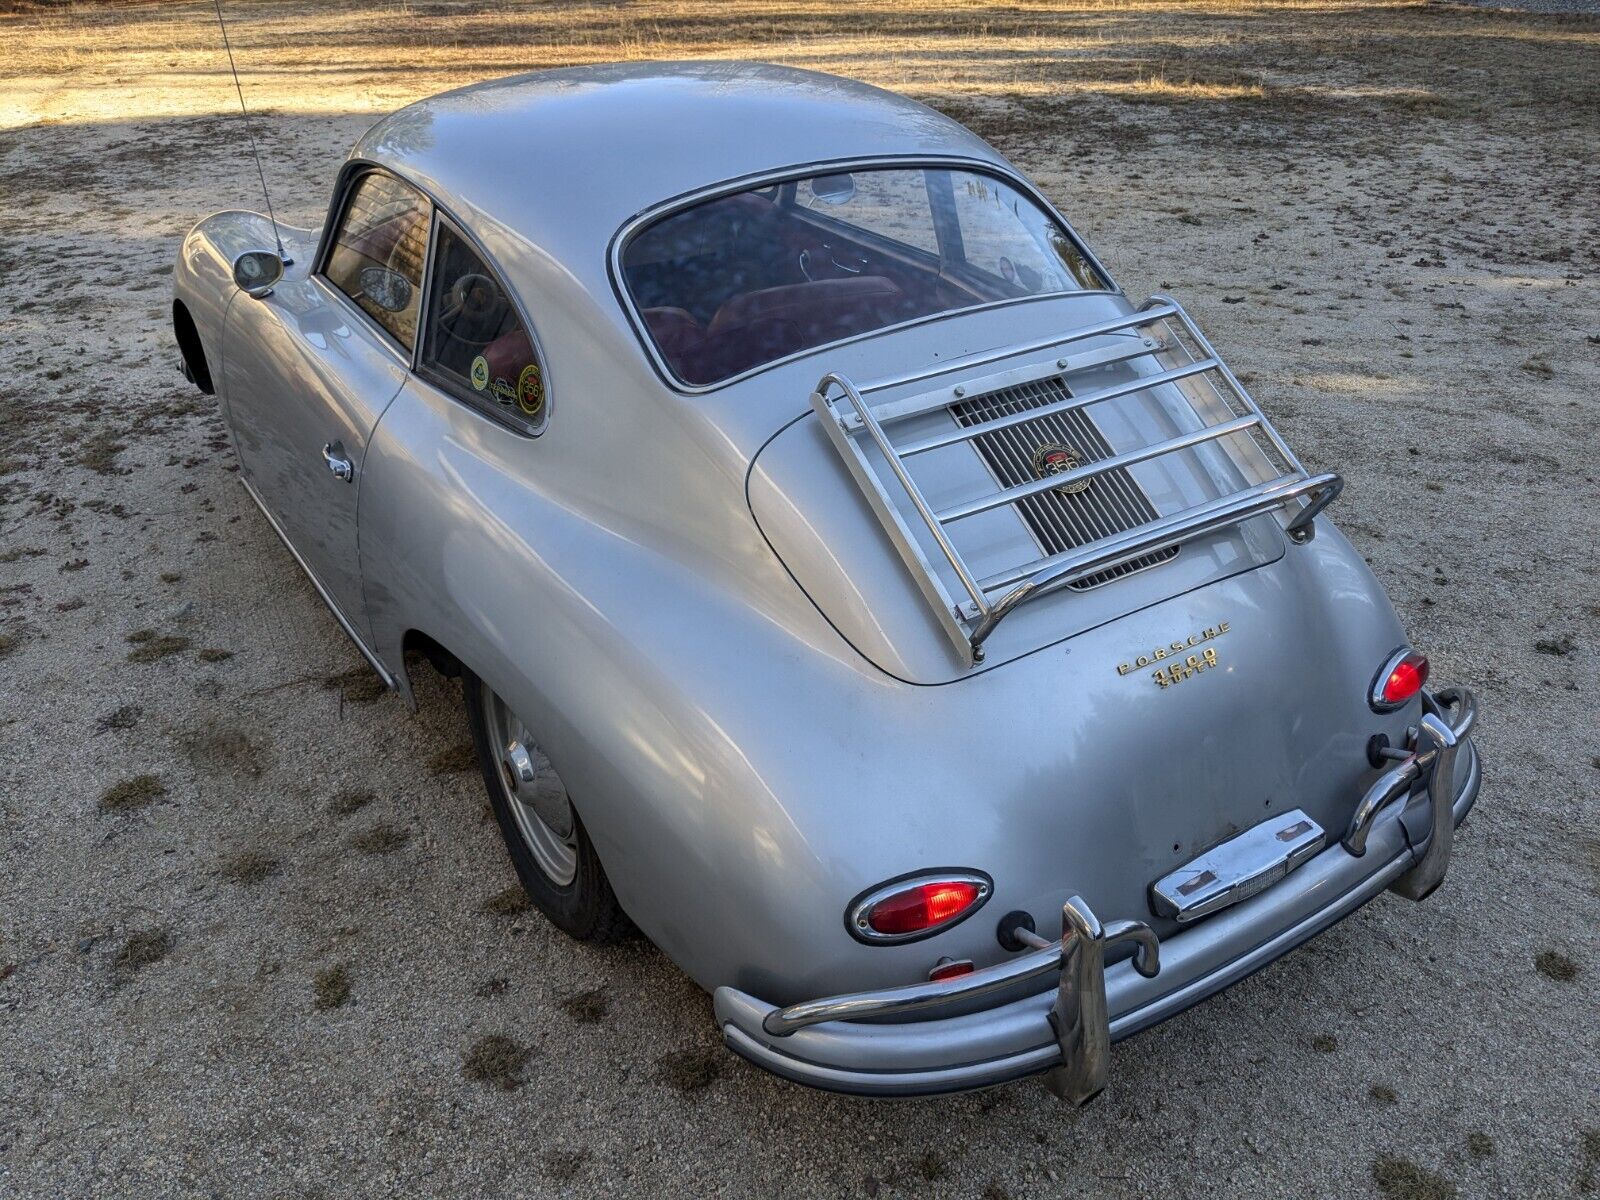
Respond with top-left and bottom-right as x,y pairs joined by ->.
172,210 -> 318,412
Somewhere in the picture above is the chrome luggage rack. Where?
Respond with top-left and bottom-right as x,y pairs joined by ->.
810,295 -> 1343,665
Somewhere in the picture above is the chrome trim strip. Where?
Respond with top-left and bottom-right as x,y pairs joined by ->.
967,473 -> 1343,647
239,476 -> 396,689
900,355 -> 1218,459
935,413 -> 1260,523
844,333 -> 1157,431
763,943 -> 1060,1036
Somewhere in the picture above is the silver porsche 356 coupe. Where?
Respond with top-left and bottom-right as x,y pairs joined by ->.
173,62 -> 1480,1102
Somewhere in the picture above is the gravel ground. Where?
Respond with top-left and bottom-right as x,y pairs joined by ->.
2,2 -> 1598,1197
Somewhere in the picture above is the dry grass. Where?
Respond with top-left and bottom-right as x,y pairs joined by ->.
125,631 -> 191,663
350,822 -> 409,854
1373,1155 -> 1457,1200
322,665 -> 387,705
115,928 -> 171,975
313,964 -> 351,1010
329,788 -> 374,816
1534,949 -> 1579,981
220,850 -> 280,884
479,886 -> 529,916
656,1047 -> 722,1093
541,1148 -> 590,1182
560,987 -> 609,1024
426,742 -> 477,774
99,774 -> 165,811
462,1034 -> 532,1090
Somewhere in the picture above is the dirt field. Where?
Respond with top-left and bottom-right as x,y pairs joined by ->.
2,1 -> 1598,1196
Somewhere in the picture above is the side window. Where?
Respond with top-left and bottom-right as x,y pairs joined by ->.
420,222 -> 547,431
323,171 -> 430,350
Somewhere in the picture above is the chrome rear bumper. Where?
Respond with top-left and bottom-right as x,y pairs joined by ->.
715,689 -> 1479,1100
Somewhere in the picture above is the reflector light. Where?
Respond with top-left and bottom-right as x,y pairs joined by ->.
867,881 -> 982,936
928,958 -> 976,982
1372,649 -> 1429,711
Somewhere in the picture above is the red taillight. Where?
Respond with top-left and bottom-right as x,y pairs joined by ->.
869,881 -> 980,935
1372,649 -> 1429,711
851,875 -> 990,942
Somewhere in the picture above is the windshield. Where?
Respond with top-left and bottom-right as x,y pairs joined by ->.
620,167 -> 1106,386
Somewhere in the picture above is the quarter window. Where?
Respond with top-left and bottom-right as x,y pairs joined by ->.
323,171 -> 431,350
420,222 -> 547,430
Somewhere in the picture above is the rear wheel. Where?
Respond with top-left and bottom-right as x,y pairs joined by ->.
464,671 -> 628,942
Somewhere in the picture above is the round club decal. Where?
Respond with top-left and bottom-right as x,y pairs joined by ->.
1031,442 -> 1090,494
516,363 -> 545,420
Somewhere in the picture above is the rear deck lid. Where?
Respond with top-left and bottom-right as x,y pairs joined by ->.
747,293 -> 1304,684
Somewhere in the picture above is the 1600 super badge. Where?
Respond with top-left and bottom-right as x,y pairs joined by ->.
1117,621 -> 1230,687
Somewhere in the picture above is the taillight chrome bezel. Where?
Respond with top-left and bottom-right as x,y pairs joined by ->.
845,869 -> 993,945
1370,647 -> 1429,712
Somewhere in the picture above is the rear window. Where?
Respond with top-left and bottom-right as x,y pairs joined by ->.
620,167 -> 1104,387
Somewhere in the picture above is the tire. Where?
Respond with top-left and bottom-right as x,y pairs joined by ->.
463,670 -> 629,942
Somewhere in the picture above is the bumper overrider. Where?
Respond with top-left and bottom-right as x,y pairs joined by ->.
714,687 -> 1479,1102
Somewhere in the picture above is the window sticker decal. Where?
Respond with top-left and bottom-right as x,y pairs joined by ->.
517,364 -> 545,419
491,377 -> 516,406
470,356 -> 489,391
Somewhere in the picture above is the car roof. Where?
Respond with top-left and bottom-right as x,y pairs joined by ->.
351,62 -> 1003,261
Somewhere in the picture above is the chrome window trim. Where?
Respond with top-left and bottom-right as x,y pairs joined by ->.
844,868 -> 993,945
318,158 -> 554,438
312,164 -> 433,360
607,154 -> 1121,396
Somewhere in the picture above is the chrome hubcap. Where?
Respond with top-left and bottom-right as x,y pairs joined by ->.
485,686 -> 577,886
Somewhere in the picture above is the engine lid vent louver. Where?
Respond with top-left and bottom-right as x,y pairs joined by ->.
950,377 -> 1178,592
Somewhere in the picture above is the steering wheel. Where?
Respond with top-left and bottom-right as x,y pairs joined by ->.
435,272 -> 502,347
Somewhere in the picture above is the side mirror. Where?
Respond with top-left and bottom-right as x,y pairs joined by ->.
233,250 -> 285,299
810,173 -> 856,205
357,265 -> 413,313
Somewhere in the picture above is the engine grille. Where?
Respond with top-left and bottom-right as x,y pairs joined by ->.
951,376 -> 1178,590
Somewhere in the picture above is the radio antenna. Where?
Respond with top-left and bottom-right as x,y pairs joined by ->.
212,0 -> 289,263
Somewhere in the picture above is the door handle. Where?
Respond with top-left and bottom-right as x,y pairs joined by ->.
321,441 -> 354,483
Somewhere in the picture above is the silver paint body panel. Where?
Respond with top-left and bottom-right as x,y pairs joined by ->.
171,63 -> 1479,1090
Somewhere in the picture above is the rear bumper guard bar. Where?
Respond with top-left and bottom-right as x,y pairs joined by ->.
1343,685 -> 1476,901
722,687 -> 1478,1102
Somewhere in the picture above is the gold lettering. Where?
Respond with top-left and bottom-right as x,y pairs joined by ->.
1116,620 -> 1231,683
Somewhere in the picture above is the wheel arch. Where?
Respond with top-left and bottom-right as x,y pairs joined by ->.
172,299 -> 214,394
